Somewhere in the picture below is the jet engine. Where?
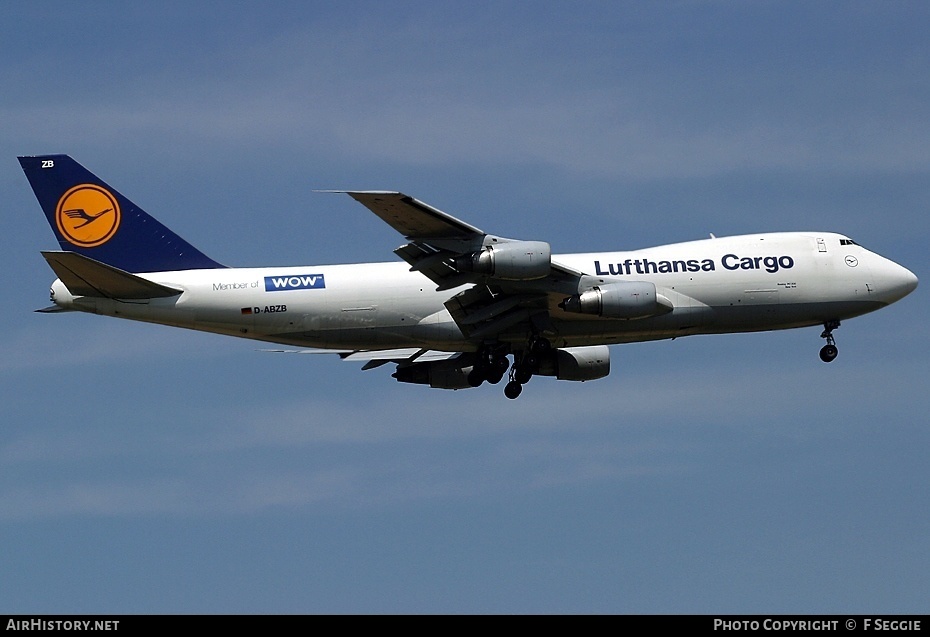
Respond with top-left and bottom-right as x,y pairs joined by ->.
560,281 -> 673,319
454,241 -> 551,280
392,358 -> 473,389
534,345 -> 610,381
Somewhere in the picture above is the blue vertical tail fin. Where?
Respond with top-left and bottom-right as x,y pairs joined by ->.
19,154 -> 224,272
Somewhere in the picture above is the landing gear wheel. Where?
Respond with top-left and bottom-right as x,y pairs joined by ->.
471,345 -> 510,387
514,366 -> 533,385
819,320 -> 841,363
487,368 -> 506,385
504,335 -> 548,396
819,344 -> 838,363
504,381 -> 523,399
487,356 -> 509,384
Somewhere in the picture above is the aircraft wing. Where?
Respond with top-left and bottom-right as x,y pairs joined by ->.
331,190 -> 672,346
337,191 -> 484,241
331,189 -> 584,284
262,346 -> 460,370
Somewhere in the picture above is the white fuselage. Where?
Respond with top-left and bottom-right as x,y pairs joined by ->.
49,232 -> 917,352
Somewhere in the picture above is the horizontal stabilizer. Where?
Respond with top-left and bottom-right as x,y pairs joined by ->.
42,251 -> 182,300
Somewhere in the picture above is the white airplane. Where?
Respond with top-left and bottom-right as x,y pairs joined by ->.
20,155 -> 918,399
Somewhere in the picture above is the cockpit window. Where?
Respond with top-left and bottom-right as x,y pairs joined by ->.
840,239 -> 859,246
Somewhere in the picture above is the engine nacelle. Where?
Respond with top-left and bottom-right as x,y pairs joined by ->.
535,345 -> 610,381
455,241 -> 551,280
392,359 -> 473,389
560,281 -> 672,319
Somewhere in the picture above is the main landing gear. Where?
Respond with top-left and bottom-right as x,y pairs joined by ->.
504,336 -> 551,400
468,336 -> 552,399
819,320 -> 840,363
467,345 -> 510,387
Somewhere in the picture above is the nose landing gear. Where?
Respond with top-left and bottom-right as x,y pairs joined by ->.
819,320 -> 840,363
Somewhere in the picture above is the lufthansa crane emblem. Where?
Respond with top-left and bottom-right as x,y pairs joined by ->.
55,184 -> 121,248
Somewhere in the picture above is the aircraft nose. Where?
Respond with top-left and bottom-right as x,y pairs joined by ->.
871,257 -> 918,304
900,265 -> 919,296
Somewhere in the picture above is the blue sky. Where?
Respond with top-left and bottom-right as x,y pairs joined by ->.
2,2 -> 928,613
